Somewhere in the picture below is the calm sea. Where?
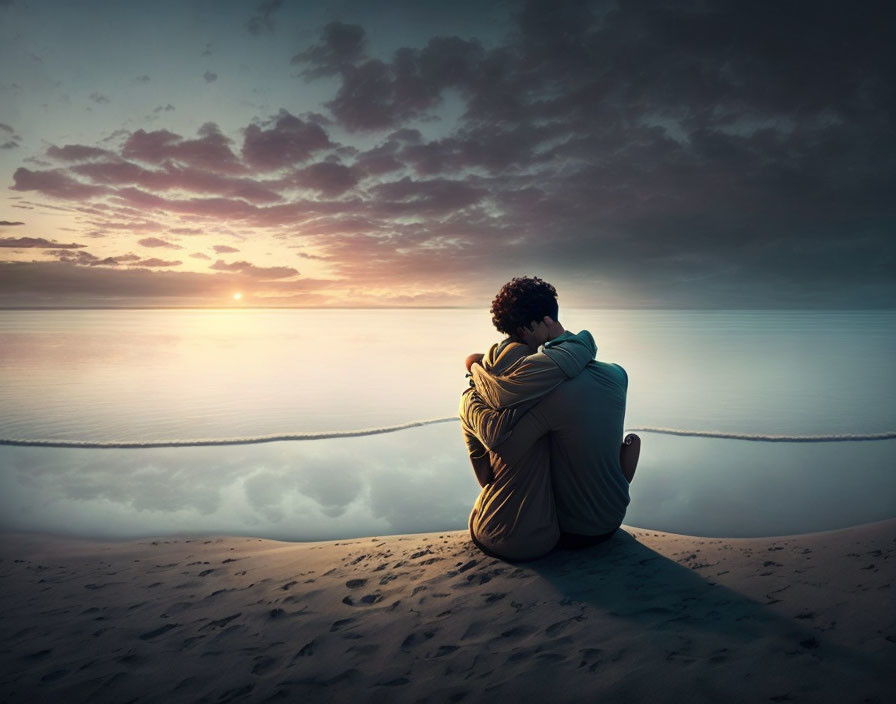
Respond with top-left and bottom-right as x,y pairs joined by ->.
1,309 -> 894,539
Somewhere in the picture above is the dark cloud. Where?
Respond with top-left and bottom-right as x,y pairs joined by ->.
122,123 -> 244,172
135,75 -> 151,83
88,92 -> 110,105
138,237 -> 182,249
203,70 -> 218,83
0,236 -> 83,248
2,0 -> 893,307
369,177 -> 486,215
153,104 -> 175,113
292,161 -> 358,196
11,168 -> 108,199
213,245 -> 239,253
0,221 -> 25,226
246,0 -> 286,36
293,27 -> 484,130
46,144 -> 116,161
209,259 -> 299,279
241,110 -> 332,170
69,159 -> 282,203
291,21 -> 366,78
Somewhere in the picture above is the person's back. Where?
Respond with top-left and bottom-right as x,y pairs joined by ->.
492,354 -> 631,537
536,360 -> 630,535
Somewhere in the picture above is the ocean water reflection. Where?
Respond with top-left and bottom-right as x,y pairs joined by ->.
1,424 -> 893,540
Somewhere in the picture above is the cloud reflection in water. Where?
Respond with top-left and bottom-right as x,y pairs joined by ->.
1,425 -> 893,540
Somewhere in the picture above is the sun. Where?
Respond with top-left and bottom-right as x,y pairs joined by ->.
232,292 -> 242,301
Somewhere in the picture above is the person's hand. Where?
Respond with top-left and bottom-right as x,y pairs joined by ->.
465,353 -> 485,372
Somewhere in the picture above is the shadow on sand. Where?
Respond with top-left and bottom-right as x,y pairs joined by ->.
519,529 -> 888,702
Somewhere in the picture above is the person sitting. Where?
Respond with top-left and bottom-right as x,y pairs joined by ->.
460,276 -> 640,561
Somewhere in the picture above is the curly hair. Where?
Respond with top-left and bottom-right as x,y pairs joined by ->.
490,276 -> 559,338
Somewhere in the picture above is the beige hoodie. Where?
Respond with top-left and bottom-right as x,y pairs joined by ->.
459,332 -> 597,560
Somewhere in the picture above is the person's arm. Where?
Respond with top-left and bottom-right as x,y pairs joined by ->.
471,350 -> 569,409
620,433 -> 640,483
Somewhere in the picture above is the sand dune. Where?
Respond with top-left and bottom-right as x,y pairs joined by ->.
1,520 -> 893,703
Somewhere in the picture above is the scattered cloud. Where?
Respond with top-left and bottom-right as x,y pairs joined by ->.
0,221 -> 26,226
2,2 -> 893,307
292,161 -> 358,196
246,0 -> 286,36
241,110 -> 332,170
135,75 -> 151,83
190,252 -> 211,259
46,144 -> 116,161
1,236 -> 83,248
292,21 -> 366,79
209,259 -> 299,279
121,123 -> 244,172
88,92 -> 110,105
132,258 -> 181,267
0,122 -> 21,150
138,237 -> 182,249
213,245 -> 239,253
203,70 -> 218,83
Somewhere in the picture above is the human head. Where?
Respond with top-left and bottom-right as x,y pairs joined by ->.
490,276 -> 560,345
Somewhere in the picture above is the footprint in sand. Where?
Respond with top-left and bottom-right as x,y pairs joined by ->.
200,613 -> 241,630
251,655 -> 278,675
140,623 -> 179,640
330,617 -> 356,632
342,593 -> 383,606
401,630 -> 436,651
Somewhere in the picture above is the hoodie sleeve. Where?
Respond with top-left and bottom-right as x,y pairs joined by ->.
470,352 -> 567,410
461,421 -> 494,487
471,331 -> 598,410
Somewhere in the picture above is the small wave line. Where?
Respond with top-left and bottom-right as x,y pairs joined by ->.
1,419 -> 894,449
625,428 -> 896,443
0,417 -> 459,449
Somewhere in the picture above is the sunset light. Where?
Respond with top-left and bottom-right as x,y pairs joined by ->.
0,4 -> 893,703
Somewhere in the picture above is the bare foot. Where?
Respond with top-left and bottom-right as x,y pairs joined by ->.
620,433 -> 641,483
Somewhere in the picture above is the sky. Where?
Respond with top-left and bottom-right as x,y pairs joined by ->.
0,0 -> 893,308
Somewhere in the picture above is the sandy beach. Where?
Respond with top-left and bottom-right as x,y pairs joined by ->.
1,520 -> 893,703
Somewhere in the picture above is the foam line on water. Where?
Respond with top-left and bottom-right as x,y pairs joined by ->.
0,419 -> 894,449
626,427 -> 896,442
0,417 -> 460,449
